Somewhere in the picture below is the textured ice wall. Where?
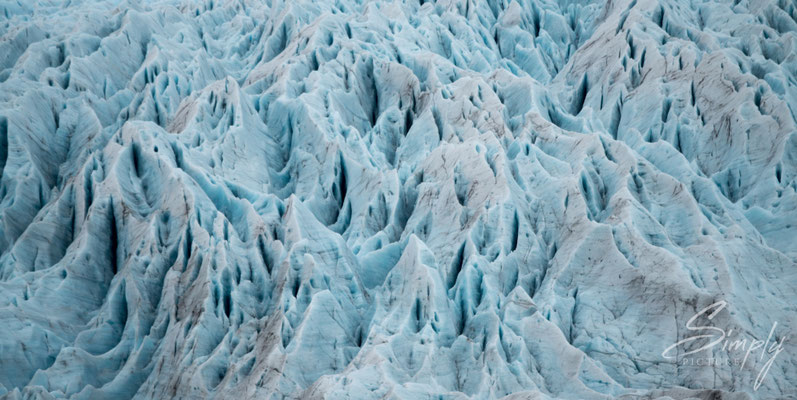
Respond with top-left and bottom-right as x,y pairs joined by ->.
0,0 -> 796,398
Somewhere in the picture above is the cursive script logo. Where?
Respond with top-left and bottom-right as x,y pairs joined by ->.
661,300 -> 788,391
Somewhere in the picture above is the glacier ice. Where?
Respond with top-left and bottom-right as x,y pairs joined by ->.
0,0 -> 796,398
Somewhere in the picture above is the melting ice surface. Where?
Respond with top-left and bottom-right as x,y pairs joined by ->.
1,0 -> 797,398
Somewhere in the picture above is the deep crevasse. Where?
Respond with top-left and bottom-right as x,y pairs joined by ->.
0,0 -> 796,398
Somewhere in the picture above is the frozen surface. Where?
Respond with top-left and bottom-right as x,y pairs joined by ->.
0,0 -> 796,398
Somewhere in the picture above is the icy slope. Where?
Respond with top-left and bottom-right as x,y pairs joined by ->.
0,0 -> 796,398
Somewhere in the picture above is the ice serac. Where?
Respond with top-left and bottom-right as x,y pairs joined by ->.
0,0 -> 796,399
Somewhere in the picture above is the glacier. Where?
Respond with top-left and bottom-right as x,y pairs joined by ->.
0,0 -> 796,398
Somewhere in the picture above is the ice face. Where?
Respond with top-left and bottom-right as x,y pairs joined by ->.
0,0 -> 795,398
